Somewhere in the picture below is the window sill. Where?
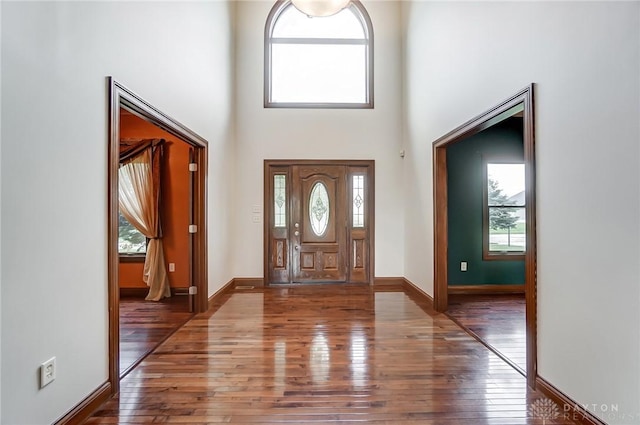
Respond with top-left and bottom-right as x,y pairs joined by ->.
264,101 -> 374,109
119,254 -> 146,263
483,252 -> 525,261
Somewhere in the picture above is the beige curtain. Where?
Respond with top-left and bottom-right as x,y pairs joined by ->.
119,148 -> 170,301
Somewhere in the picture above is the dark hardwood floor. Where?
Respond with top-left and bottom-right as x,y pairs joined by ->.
119,295 -> 193,377
447,293 -> 526,373
88,285 -> 573,424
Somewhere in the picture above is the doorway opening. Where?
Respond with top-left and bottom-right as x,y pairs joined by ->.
264,160 -> 375,285
108,78 -> 209,394
117,109 -> 195,377
432,85 -> 537,387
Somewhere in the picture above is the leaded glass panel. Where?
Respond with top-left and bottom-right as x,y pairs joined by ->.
309,182 -> 330,236
353,175 -> 364,227
274,175 -> 286,227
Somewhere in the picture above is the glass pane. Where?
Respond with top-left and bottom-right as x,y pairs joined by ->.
274,175 -> 287,228
487,163 -> 525,206
353,175 -> 364,227
271,43 -> 366,104
309,182 -> 330,236
489,207 -> 526,252
273,5 -> 365,39
118,212 -> 146,254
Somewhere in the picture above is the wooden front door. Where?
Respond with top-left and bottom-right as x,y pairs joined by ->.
292,165 -> 347,282
265,160 -> 374,285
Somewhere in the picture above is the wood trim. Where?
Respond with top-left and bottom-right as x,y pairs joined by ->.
108,77 -> 210,395
536,377 -> 607,425
373,277 -> 404,289
119,288 -> 149,297
431,84 -> 537,388
448,284 -> 525,295
119,287 -> 191,298
401,278 -> 434,309
263,163 -> 271,286
234,277 -> 265,288
433,146 -> 448,312
118,254 -> 145,263
53,381 -> 111,425
523,85 -> 538,389
107,78 -> 121,396
207,279 -> 236,310
367,163 -> 375,287
193,144 -> 209,313
265,159 -> 376,167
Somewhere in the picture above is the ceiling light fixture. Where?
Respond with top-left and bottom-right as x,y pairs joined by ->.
291,0 -> 351,17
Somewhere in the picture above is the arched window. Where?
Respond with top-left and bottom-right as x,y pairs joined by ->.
264,0 -> 374,108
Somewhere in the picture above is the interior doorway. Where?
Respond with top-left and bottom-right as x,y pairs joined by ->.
108,78 -> 209,394
117,109 -> 195,377
264,160 -> 375,285
432,85 -> 537,387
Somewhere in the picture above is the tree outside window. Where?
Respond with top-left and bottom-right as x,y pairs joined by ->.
118,212 -> 147,254
484,162 -> 525,259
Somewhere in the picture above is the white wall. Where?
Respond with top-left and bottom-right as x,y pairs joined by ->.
0,1 -> 234,423
403,2 -> 640,423
0,1 -> 3,419
234,0 -> 404,278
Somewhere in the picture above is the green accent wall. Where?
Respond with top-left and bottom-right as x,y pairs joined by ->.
447,118 -> 525,286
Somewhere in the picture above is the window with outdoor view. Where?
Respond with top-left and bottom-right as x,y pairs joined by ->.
119,212 -> 147,255
484,163 -> 526,259
264,0 -> 373,108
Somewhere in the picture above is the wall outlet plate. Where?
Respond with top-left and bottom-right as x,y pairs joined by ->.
460,262 -> 468,272
40,357 -> 56,388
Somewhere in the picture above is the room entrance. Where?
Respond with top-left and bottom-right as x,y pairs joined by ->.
432,85 -> 537,387
108,78 -> 209,395
264,160 -> 375,285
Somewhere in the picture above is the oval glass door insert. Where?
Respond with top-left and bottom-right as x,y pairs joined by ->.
309,182 -> 330,236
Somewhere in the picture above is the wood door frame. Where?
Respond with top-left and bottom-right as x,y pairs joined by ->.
432,84 -> 537,388
108,77 -> 209,395
263,160 -> 375,285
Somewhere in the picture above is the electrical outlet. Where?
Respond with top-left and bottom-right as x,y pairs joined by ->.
40,357 -> 56,388
460,262 -> 468,272
168,263 -> 175,272
252,215 -> 261,223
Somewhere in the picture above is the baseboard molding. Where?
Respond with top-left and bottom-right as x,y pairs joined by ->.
373,277 -> 405,290
401,278 -> 434,309
536,377 -> 606,425
234,277 -> 265,288
448,284 -> 525,295
206,278 -> 265,311
119,287 -> 190,298
54,381 -> 111,425
207,279 -> 236,310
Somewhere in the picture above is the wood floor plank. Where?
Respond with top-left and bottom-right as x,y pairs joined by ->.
119,295 -> 193,376
446,293 -> 526,372
89,285 -> 575,424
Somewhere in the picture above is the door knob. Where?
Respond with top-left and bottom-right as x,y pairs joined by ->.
295,245 -> 299,250
294,230 -> 300,236
294,222 -> 299,228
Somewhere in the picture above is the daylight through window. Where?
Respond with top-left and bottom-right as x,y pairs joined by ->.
485,163 -> 526,258
118,212 -> 147,254
265,0 -> 373,108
